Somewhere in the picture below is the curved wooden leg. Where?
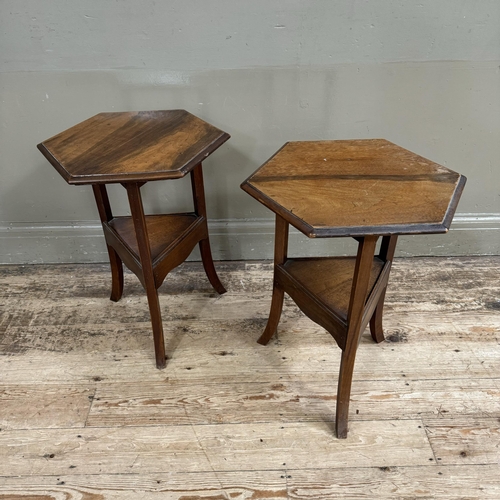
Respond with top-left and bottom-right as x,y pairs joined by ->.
369,288 -> 387,343
91,184 -> 124,303
145,285 -> 166,369
369,235 -> 397,343
257,284 -> 285,345
199,237 -> 226,295
336,347 -> 358,439
258,214 -> 289,346
107,245 -> 124,302
189,164 -> 226,295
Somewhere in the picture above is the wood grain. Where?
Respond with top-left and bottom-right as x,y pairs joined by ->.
0,385 -> 93,430
108,214 -> 200,266
37,110 -> 230,184
0,341 -> 494,385
0,471 -> 288,499
287,465 -> 500,499
1,466 -> 499,499
0,420 -> 433,476
1,257 -> 499,497
282,257 -> 384,325
424,417 -> 500,465
241,139 -> 466,237
84,377 -> 500,427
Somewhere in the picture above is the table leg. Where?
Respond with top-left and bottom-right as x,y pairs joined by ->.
336,235 -> 378,438
92,184 -> 124,302
126,183 -> 166,369
190,163 -> 226,295
107,248 -> 124,302
258,214 -> 289,345
369,235 -> 398,343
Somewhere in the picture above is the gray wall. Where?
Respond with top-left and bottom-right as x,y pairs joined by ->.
1,0 -> 499,263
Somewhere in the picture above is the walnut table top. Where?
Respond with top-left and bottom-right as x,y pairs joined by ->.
37,110 -> 230,185
241,139 -> 466,238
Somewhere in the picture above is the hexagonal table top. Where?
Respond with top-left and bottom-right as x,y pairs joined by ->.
241,139 -> 466,238
37,110 -> 230,185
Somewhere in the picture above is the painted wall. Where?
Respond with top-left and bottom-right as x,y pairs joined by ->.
1,0 -> 499,263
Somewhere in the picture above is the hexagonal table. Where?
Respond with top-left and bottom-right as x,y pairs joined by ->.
38,110 -> 230,369
241,139 -> 466,438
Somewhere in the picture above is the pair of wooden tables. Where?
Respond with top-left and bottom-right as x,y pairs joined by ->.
38,110 -> 465,438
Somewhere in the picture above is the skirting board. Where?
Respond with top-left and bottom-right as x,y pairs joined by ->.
0,213 -> 499,264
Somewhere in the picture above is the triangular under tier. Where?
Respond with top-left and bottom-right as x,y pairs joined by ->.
283,257 -> 384,322
108,213 -> 200,263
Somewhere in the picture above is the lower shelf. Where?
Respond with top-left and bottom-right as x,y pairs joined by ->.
108,214 -> 201,264
103,213 -> 206,287
280,256 -> 384,324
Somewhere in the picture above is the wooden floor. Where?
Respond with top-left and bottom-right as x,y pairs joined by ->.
0,257 -> 499,499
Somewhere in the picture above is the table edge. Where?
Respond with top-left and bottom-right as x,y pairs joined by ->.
37,131 -> 230,185
240,174 -> 467,239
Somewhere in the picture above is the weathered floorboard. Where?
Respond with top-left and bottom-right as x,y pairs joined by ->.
287,464 -> 500,499
0,471 -> 288,499
0,257 -> 499,498
0,385 -> 93,430
0,420 -> 433,477
1,466 -> 499,499
424,417 -> 500,465
85,377 -> 500,427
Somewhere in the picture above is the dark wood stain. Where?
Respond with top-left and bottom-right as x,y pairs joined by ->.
251,173 -> 459,183
37,110 -> 230,184
37,111 -> 229,369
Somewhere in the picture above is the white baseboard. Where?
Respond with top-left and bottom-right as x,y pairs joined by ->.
1,213 -> 499,264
